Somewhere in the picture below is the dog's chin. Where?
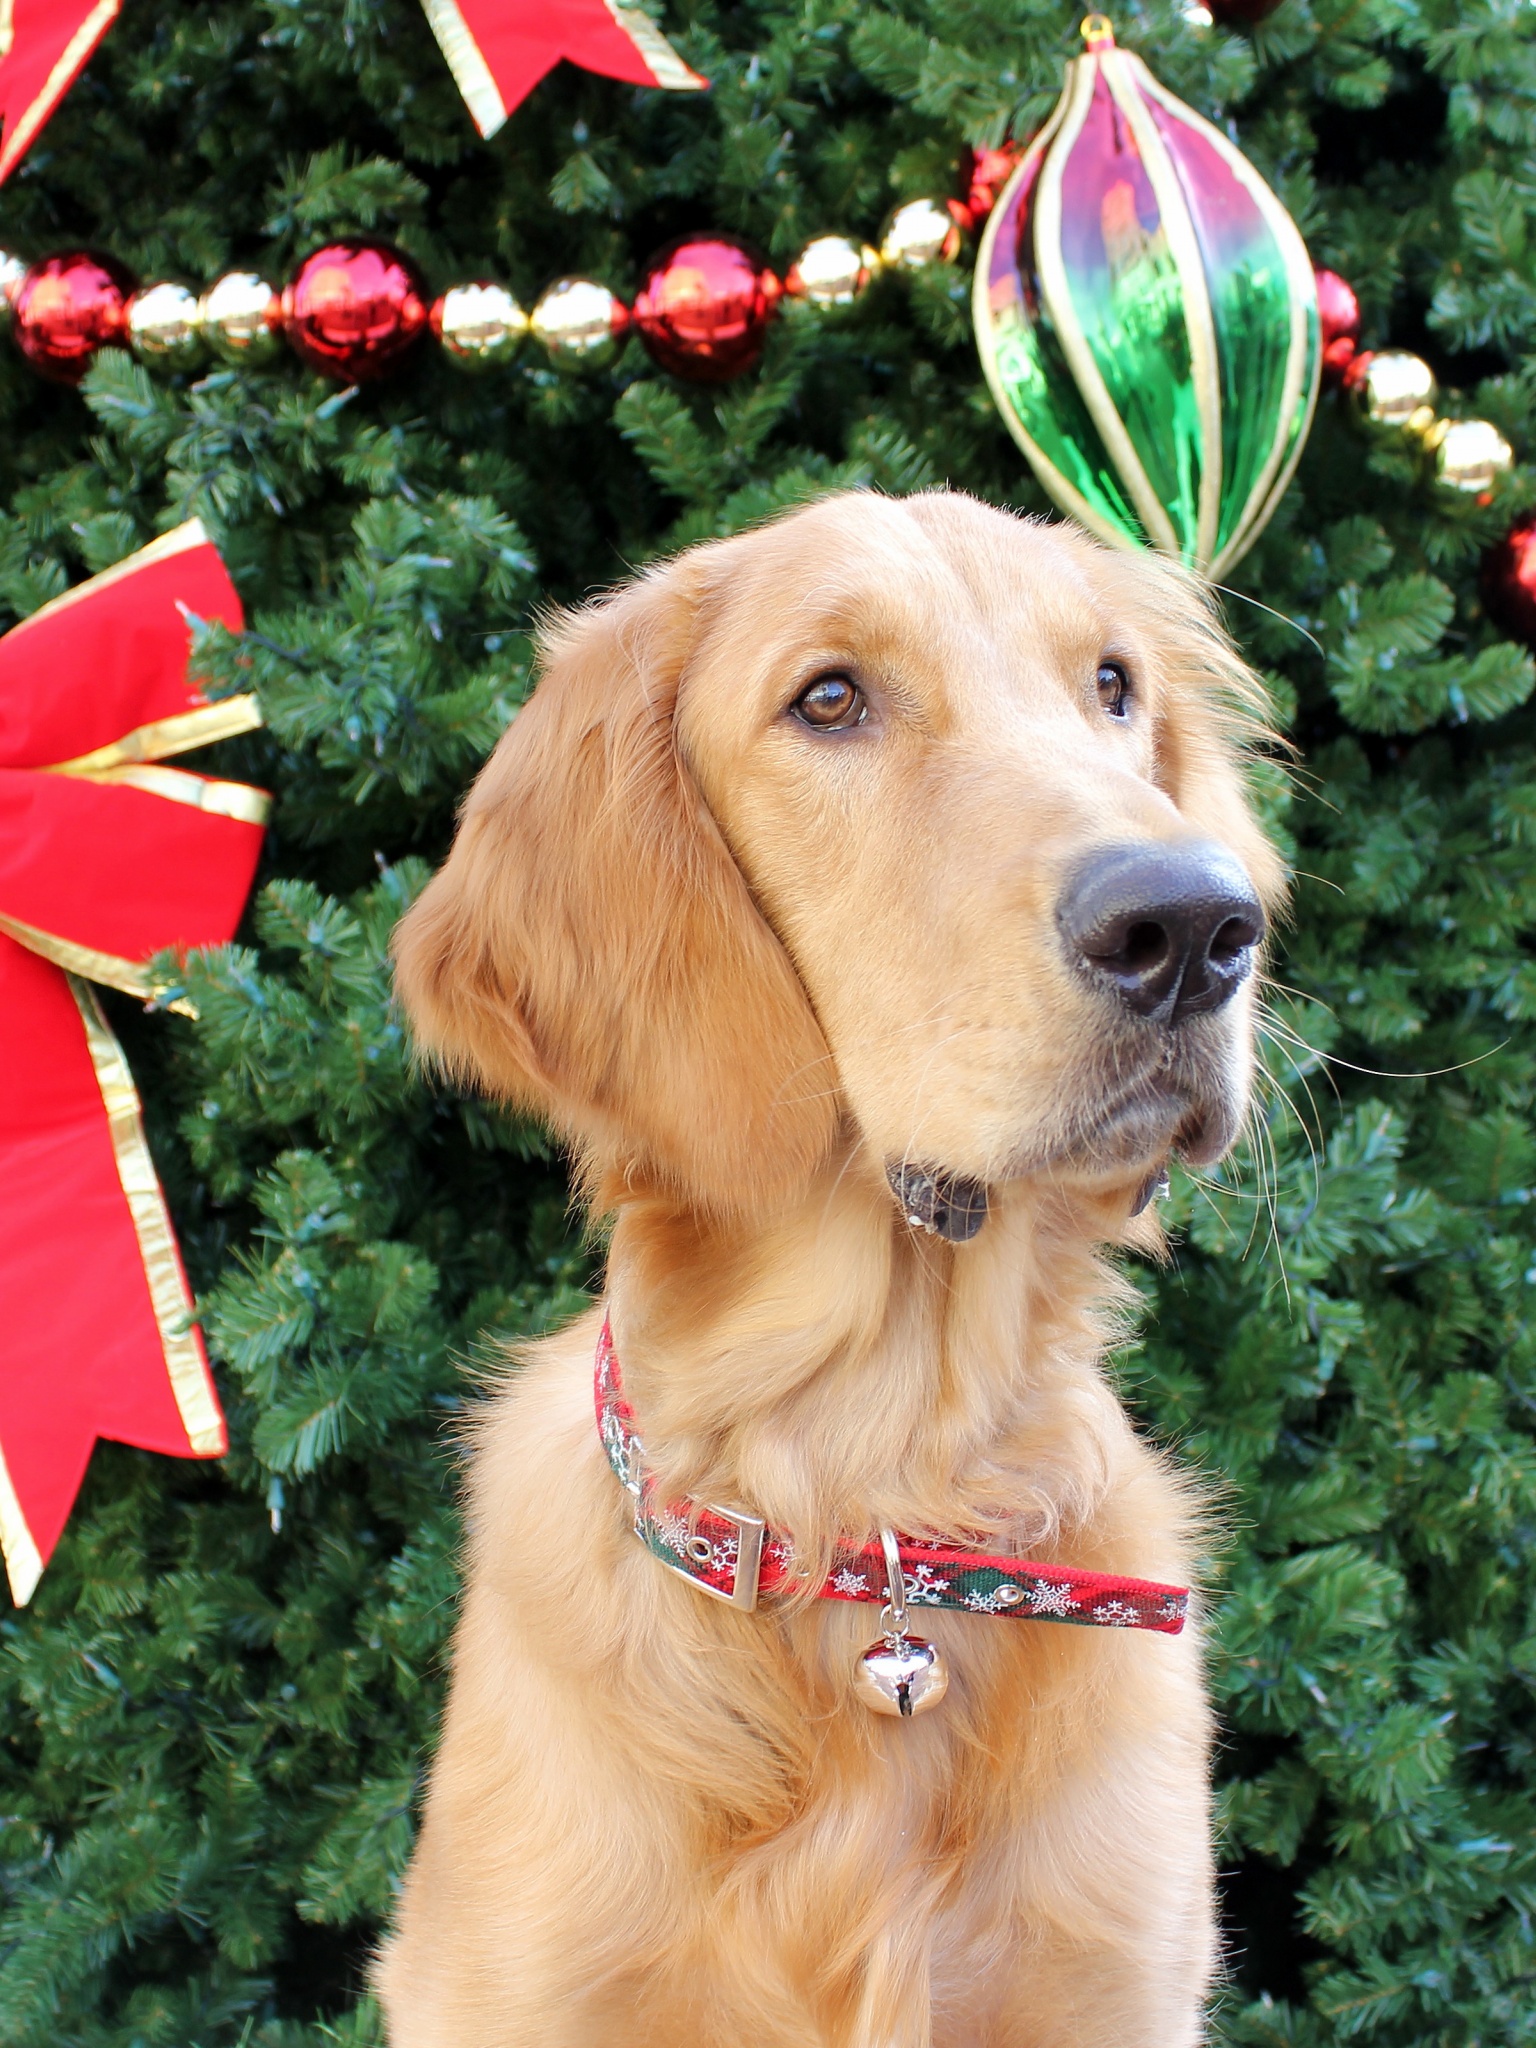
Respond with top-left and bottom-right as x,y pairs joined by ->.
1064,1091 -> 1188,1177
1018,1083 -> 1242,1188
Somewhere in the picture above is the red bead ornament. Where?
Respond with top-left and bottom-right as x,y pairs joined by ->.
1315,267 -> 1361,384
950,143 -> 1024,233
632,235 -> 781,383
1482,516 -> 1536,649
13,251 -> 135,384
282,240 -> 429,382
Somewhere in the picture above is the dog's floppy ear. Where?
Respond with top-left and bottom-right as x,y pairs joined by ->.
392,555 -> 839,1213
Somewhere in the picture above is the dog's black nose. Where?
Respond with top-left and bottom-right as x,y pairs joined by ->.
1058,842 -> 1265,1025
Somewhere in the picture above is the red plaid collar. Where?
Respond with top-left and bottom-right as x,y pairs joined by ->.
595,1317 -> 1188,1632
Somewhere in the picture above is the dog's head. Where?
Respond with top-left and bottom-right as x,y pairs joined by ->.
393,491 -> 1286,1232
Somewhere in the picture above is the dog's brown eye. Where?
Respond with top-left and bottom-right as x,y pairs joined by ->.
1097,661 -> 1131,719
792,674 -> 866,730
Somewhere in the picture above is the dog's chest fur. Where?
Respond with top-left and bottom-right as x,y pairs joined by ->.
388,1305 -> 1214,2046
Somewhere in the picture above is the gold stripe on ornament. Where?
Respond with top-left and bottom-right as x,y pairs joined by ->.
419,0 -> 509,138
0,912 -> 197,1015
1135,69 -> 1320,578
1207,144 -> 1317,574
1212,186 -> 1318,576
55,760 -> 271,826
2,518 -> 211,641
45,695 -> 263,774
0,0 -> 119,182
70,978 -> 226,1458
1105,49 -> 1223,569
972,99 -> 1116,538
603,0 -> 707,91
0,1440 -> 43,1607
1035,52 -> 1180,557
978,68 -> 1136,546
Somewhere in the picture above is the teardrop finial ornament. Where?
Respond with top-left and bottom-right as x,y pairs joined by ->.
974,25 -> 1319,576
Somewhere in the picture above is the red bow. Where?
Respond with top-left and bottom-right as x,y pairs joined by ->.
0,0 -> 121,185
420,0 -> 704,139
0,522 -> 267,1604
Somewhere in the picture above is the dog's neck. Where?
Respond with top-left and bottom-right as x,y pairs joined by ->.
602,1150 -> 1154,1572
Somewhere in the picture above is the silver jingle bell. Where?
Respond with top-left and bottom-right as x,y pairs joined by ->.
853,1631 -> 949,1718
852,1527 -> 950,1718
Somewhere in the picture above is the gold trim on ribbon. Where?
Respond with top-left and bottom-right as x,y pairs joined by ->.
0,1440 -> 42,1607
1035,53 -> 1180,557
973,98 -> 1122,544
602,0 -> 706,91
4,518 -> 211,640
0,0 -> 121,184
1107,50 -> 1223,568
57,760 -> 271,825
420,0 -> 509,137
0,0 -> 15,65
0,513 -> 250,1602
0,912 -> 196,1015
46,694 -> 263,773
70,978 -> 225,1457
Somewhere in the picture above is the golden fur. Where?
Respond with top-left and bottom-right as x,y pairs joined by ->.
381,492 -> 1286,2047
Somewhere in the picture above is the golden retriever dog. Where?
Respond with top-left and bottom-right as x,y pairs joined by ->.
382,489 -> 1285,2048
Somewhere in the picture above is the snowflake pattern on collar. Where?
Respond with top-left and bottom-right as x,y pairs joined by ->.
595,1316 -> 1188,1635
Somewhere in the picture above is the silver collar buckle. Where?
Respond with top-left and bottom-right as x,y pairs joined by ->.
651,1505 -> 766,1611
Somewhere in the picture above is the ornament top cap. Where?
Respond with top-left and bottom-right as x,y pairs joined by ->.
1081,14 -> 1116,48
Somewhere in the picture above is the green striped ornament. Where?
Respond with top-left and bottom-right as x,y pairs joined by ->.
974,15 -> 1319,577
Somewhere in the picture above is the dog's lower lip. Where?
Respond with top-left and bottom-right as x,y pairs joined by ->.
1014,1083 -> 1192,1178
1088,1090 -> 1187,1158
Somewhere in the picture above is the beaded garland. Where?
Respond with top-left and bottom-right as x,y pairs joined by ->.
0,71 -> 1509,543
0,156 -> 1511,531
0,197 -> 977,392
0,240 -> 1508,530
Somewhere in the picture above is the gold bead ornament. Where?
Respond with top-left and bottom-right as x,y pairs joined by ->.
784,235 -> 880,308
1428,417 -> 1514,494
126,282 -> 203,366
432,282 -> 529,370
199,272 -> 284,363
529,277 -> 629,369
878,199 -> 961,272
1353,349 -> 1438,434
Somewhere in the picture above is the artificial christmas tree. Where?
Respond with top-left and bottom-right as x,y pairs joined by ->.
0,2 -> 1534,2043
